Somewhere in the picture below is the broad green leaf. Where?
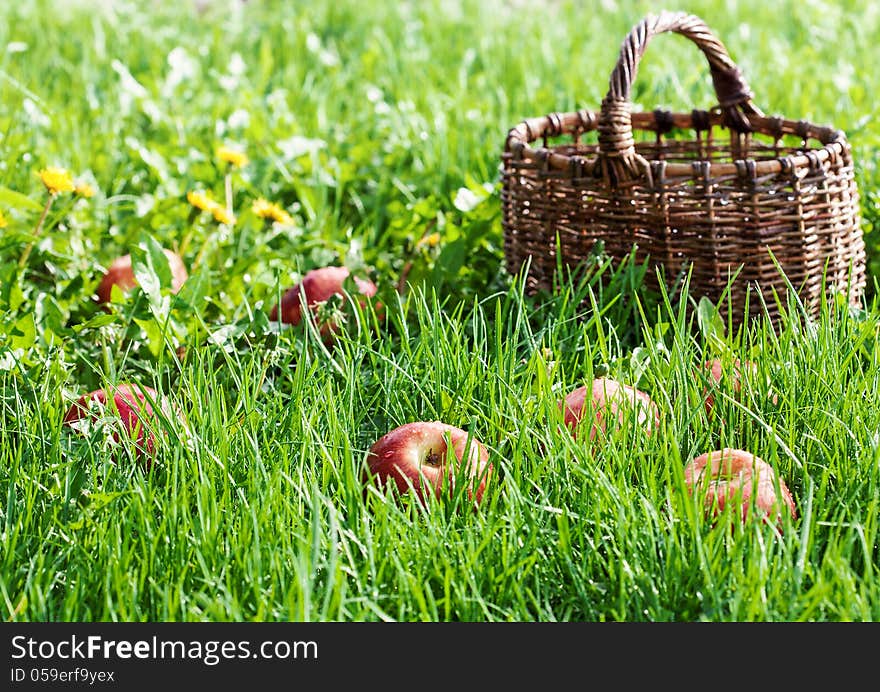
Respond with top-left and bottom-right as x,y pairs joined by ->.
131,234 -> 171,304
109,283 -> 127,304
73,313 -> 117,332
173,263 -> 208,310
134,316 -> 164,358
0,230 -> 41,250
0,185 -> 42,212
0,260 -> 26,311
432,237 -> 467,284
35,294 -> 71,337
10,312 -> 36,350
697,296 -> 725,343
9,281 -> 24,312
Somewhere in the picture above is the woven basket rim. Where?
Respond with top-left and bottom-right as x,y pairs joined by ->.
505,108 -> 850,179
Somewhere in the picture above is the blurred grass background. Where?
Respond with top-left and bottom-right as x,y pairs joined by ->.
1,0 -> 878,299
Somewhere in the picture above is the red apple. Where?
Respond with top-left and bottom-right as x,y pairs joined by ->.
702,358 -> 752,413
62,383 -> 178,467
364,421 -> 492,506
559,377 -> 660,441
269,265 -> 379,340
96,249 -> 188,304
683,448 -> 796,528
702,358 -> 776,414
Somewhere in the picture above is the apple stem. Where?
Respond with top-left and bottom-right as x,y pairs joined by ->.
424,449 -> 442,467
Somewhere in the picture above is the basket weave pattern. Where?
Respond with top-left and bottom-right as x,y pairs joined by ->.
501,12 -> 866,327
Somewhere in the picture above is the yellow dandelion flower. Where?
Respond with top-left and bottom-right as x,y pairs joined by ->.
216,145 -> 249,168
0,210 -> 7,229
211,205 -> 236,225
187,190 -> 216,212
252,197 -> 294,225
251,197 -> 276,219
275,210 -> 295,226
418,232 -> 441,248
74,182 -> 95,198
39,167 -> 75,196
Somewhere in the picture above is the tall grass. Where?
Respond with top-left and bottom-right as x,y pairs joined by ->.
3,254 -> 880,621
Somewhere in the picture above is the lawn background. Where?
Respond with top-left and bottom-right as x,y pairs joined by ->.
1,0 -> 879,621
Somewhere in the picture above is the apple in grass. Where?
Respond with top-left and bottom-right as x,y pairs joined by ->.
270,266 -> 380,341
96,249 -> 188,304
702,357 -> 753,413
683,448 -> 796,528
364,421 -> 493,506
559,377 -> 660,441
62,383 -> 179,468
701,358 -> 777,414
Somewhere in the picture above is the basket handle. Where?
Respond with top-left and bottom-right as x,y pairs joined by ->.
598,11 -> 763,185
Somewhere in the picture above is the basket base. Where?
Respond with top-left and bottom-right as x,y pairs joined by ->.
509,244 -> 866,335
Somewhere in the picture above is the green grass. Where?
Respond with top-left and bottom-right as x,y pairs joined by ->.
1,0 -> 880,621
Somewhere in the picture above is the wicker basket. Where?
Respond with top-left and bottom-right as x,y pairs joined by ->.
501,11 -> 866,329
